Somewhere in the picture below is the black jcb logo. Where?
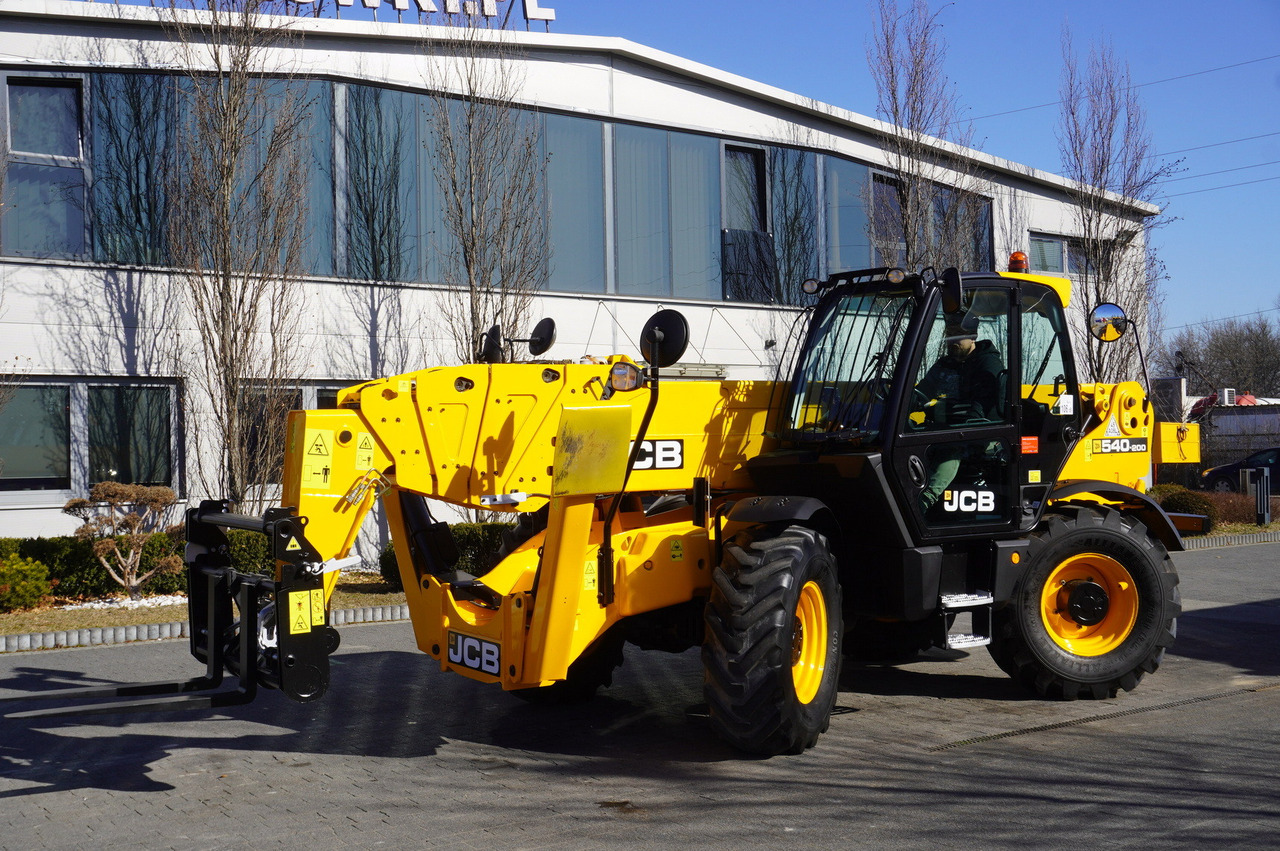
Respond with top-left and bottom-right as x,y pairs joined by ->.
632,439 -> 684,470
447,632 -> 500,676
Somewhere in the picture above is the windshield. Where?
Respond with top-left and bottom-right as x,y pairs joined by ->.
781,289 -> 917,445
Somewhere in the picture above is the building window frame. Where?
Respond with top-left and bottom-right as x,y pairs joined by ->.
0,378 -> 181,506
1,71 -> 92,259
1028,232 -> 1092,277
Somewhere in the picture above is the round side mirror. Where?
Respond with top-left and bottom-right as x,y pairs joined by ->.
639,309 -> 689,369
1088,303 -> 1129,343
527,317 -> 556,356
477,324 -> 504,363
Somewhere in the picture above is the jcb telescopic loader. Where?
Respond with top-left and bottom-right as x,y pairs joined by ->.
9,257 -> 1202,755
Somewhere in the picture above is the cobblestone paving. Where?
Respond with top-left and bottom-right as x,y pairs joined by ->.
1,544 -> 1278,850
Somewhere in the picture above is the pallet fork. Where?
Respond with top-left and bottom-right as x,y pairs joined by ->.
2,500 -> 338,720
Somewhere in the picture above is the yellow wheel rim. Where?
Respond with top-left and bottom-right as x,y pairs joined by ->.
1040,553 -> 1139,656
791,580 -> 829,704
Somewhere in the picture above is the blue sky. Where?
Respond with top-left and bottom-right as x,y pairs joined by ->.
538,0 -> 1279,338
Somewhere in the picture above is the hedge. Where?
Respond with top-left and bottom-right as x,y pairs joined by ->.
0,528 -> 276,603
380,522 -> 512,591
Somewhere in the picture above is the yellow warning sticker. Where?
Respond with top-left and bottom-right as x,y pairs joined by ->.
670,540 -> 684,561
310,588 -> 326,627
288,590 -> 311,635
1028,470 -> 1042,484
584,560 -> 597,591
355,432 -> 375,471
302,428 -> 335,490
285,537 -> 302,552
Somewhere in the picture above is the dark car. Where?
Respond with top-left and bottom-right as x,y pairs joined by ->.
1200,447 -> 1280,493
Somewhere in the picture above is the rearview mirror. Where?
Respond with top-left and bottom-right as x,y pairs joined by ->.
1088,303 -> 1129,343
639,309 -> 690,369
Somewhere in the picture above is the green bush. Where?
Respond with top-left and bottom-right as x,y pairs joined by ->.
380,542 -> 403,591
227,529 -> 274,576
0,556 -> 53,612
1161,489 -> 1218,534
0,538 -> 20,561
20,536 -> 110,599
378,522 -> 513,591
1146,483 -> 1187,504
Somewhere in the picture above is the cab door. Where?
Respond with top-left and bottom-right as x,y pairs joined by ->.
889,283 -> 1021,542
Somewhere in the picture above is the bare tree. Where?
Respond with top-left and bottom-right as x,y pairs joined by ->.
163,0 -> 314,511
867,0 -> 990,273
1058,31 -> 1176,383
421,15 -> 549,363
1159,315 -> 1280,401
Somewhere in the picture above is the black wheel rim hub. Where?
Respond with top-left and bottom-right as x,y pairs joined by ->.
1065,580 -> 1110,626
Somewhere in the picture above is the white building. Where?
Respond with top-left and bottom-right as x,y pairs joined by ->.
0,0 -> 1155,544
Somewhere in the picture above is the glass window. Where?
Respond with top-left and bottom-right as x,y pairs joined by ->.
725,146 -> 766,232
910,288 -> 1011,431
346,84 -> 419,283
1,163 -> 85,258
546,114 -> 605,293
0,386 -> 70,491
771,146 -> 819,303
90,73 -> 174,266
8,81 -> 81,158
670,133 -> 720,300
87,386 -> 172,486
823,156 -> 871,274
1029,235 -> 1064,274
615,125 -> 670,297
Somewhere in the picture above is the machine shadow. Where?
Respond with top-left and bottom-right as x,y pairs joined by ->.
1170,598 -> 1280,677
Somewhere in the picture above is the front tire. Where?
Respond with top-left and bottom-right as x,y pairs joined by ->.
988,505 -> 1180,699
702,525 -> 842,755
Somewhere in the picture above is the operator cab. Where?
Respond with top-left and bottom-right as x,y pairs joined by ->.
769,263 -> 1083,546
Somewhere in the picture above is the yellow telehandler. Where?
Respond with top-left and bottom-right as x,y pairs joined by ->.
9,257 -> 1202,755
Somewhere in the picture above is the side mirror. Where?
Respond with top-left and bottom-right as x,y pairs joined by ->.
1088,303 -> 1129,343
939,268 -> 964,315
526,317 -> 557,357
639,309 -> 690,369
477,324 -> 504,363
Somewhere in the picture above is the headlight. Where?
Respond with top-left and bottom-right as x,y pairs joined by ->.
609,362 -> 644,393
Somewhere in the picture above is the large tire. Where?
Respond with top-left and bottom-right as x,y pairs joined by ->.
702,525 -> 842,755
510,629 -> 625,705
988,505 -> 1180,700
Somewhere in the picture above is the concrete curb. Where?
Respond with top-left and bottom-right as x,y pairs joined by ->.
0,603 -> 411,654
3,532 -> 1278,654
1182,530 -> 1280,549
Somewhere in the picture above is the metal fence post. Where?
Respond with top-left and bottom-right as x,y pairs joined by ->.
1251,466 -> 1271,526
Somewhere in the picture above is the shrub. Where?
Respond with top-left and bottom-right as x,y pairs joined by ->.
63,483 -> 183,600
227,529 -> 274,576
378,522 -> 513,591
20,536 -> 110,599
1146,483 -> 1186,504
0,556 -> 52,612
1206,492 -> 1280,526
1161,489 -> 1218,534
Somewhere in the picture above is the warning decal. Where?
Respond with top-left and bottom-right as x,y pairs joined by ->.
670,540 -> 685,561
1103,417 -> 1123,438
302,428 -> 335,490
288,590 -> 312,635
310,588 -> 326,627
285,537 -> 302,552
356,433 -> 375,471
584,560 -> 597,591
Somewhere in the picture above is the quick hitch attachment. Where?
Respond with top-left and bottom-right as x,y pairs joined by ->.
2,500 -> 337,720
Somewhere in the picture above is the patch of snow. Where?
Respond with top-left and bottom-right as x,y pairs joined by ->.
61,594 -> 188,611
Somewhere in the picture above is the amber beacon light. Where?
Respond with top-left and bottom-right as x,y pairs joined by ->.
1008,251 -> 1029,273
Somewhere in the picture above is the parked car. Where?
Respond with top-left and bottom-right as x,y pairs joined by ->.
1200,447 -> 1280,493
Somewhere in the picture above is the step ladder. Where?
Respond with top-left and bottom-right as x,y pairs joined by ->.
939,592 -> 994,650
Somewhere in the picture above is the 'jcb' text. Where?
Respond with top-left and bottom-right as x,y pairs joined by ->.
447,632 -> 500,675
943,490 -> 995,512
631,439 -> 684,470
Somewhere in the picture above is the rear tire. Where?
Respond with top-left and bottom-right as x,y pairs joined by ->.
1207,476 -> 1235,493
703,525 -> 842,755
988,505 -> 1179,699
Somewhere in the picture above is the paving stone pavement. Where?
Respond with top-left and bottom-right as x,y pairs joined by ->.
1,543 -> 1278,850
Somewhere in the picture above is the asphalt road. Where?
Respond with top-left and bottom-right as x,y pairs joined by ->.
1,543 -> 1277,850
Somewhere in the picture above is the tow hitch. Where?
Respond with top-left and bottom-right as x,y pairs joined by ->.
2,500 -> 338,719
